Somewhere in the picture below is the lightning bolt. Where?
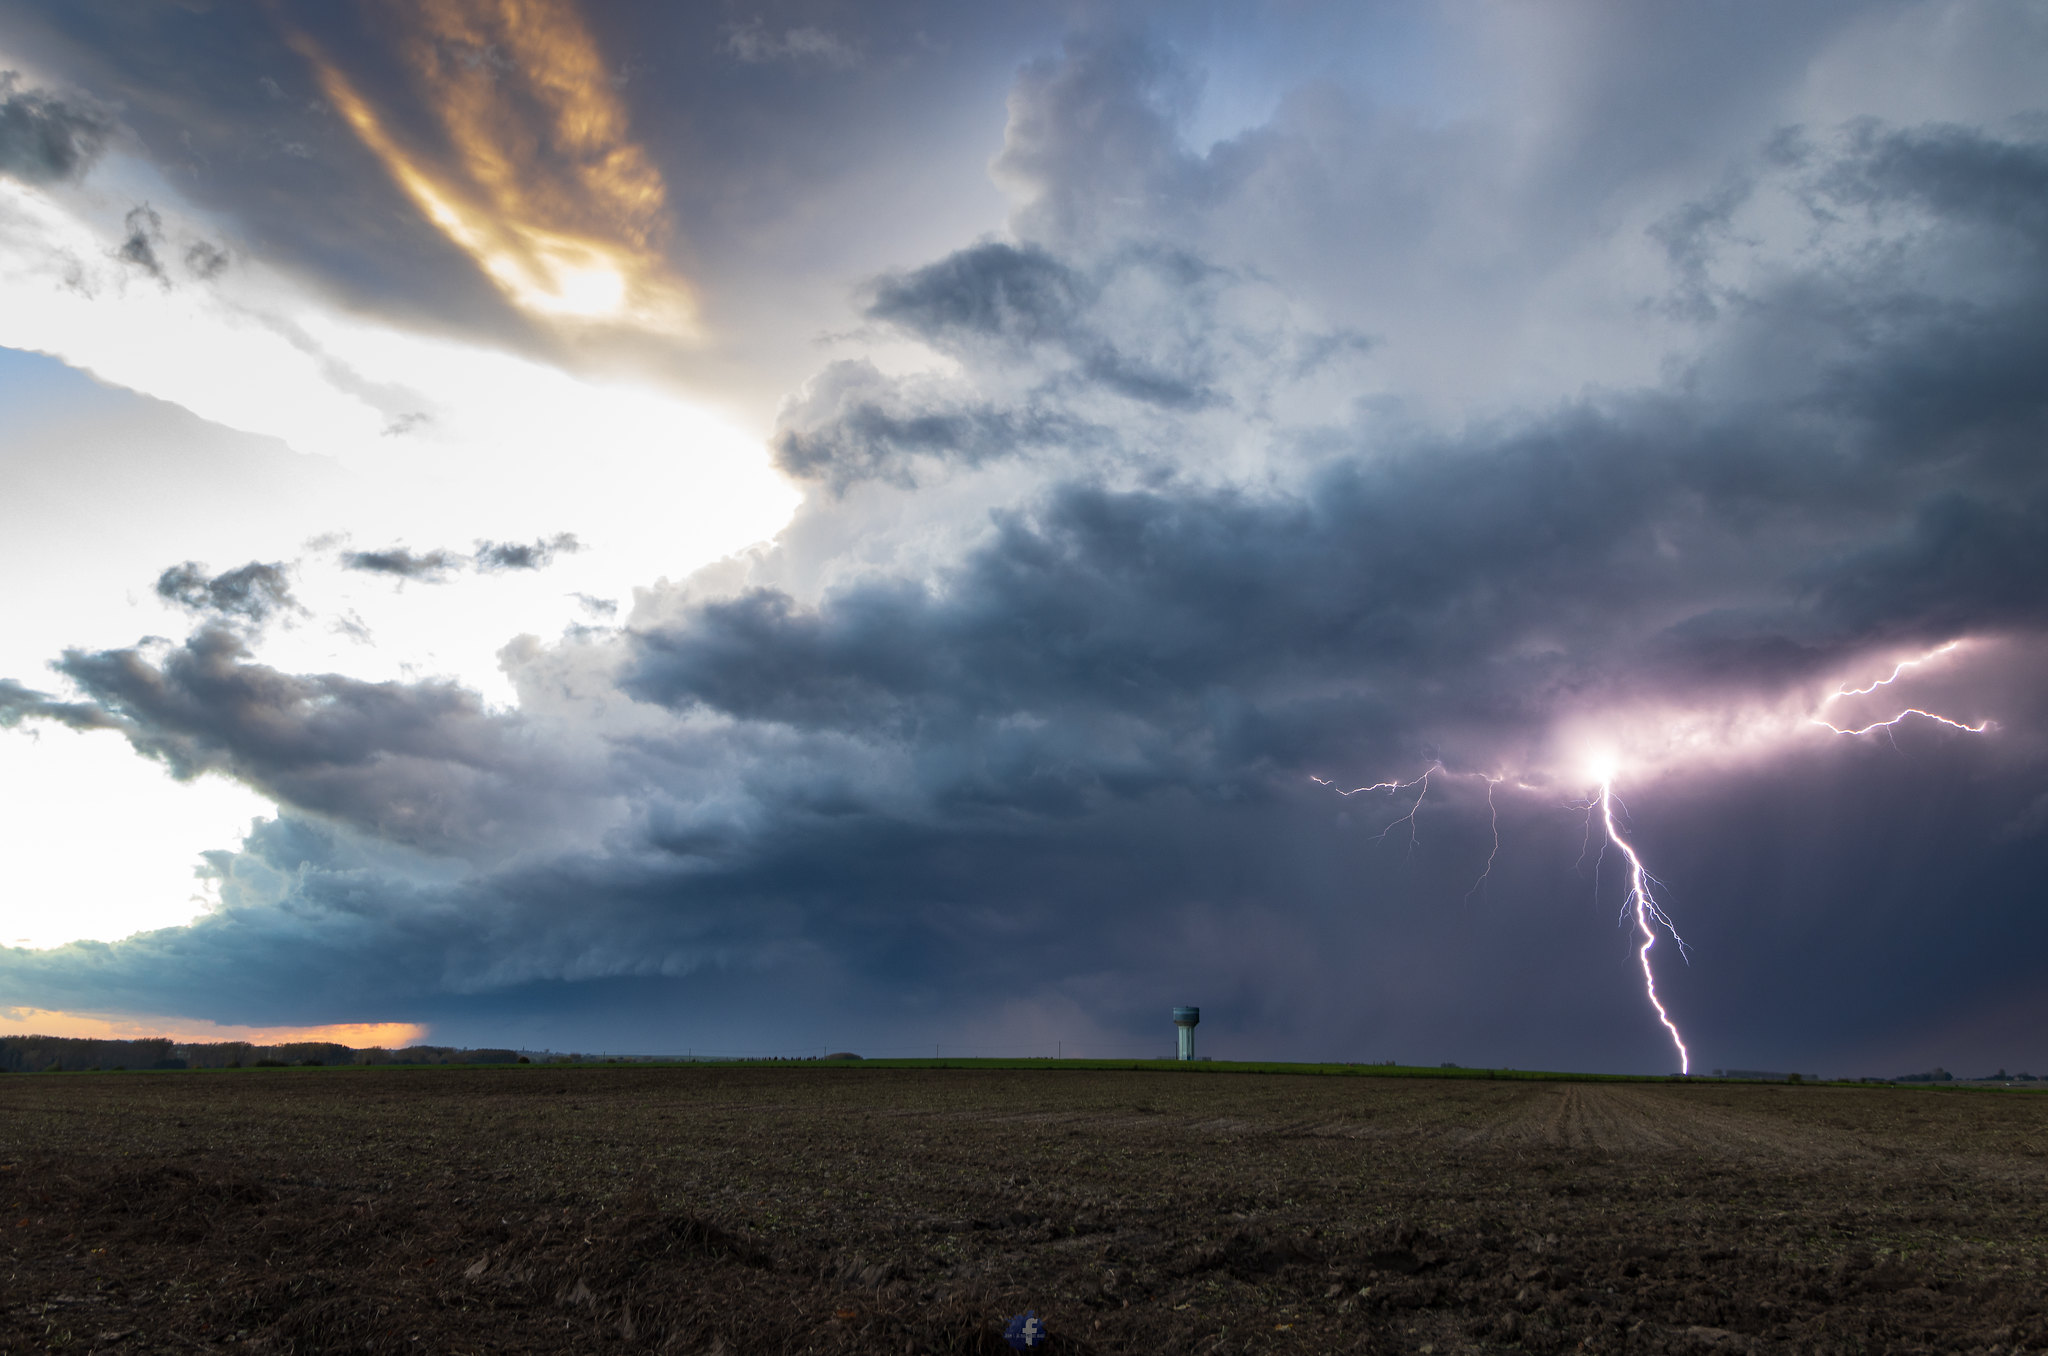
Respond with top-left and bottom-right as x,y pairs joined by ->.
1373,763 -> 1436,853
1311,774 -> 1413,797
1832,640 -> 1960,696
1313,765 -> 1439,855
1310,640 -> 1990,1075
1463,776 -> 1502,902
1817,708 -> 1990,737
1812,641 -> 1991,737
1317,764 -> 1510,888
1588,781 -> 1691,1074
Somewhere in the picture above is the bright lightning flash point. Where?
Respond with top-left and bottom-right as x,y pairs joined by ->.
1591,781 -> 1691,1074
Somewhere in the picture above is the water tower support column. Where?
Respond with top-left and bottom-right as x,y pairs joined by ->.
1172,1006 -> 1200,1061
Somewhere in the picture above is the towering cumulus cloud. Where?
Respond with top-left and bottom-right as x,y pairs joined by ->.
2,11 -> 2045,1070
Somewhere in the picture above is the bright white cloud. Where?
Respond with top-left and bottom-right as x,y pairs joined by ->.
0,726 -> 273,948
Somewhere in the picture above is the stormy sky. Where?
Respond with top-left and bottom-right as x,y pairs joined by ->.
1,1 -> 2044,1073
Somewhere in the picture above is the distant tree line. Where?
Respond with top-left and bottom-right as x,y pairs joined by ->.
1897,1067 -> 2040,1082
0,1036 -> 185,1072
0,1036 -> 525,1073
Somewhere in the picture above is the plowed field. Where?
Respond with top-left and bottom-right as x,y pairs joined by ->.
3,1068 -> 2045,1353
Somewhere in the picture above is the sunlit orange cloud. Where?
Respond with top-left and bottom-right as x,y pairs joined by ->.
286,0 -> 692,332
0,1008 -> 428,1047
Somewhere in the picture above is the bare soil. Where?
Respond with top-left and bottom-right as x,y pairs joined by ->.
2,1067 -> 2045,1354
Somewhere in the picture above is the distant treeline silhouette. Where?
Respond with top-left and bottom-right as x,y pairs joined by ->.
0,1036 -> 523,1073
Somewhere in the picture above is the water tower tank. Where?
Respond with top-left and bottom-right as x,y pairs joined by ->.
1172,1006 -> 1200,1061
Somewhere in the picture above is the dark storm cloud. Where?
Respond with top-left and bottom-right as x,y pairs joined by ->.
656,385 -> 2037,779
612,108 -> 2048,1082
0,814 -> 465,1020
1820,122 -> 2048,251
749,114 -> 2048,755
635,466 -> 1563,741
865,242 -> 1091,349
776,242 -> 1372,489
0,677 -> 121,735
1813,491 -> 2048,641
867,241 -> 1251,409
771,359 -> 1101,490
0,69 -> 109,183
474,533 -> 581,573
338,546 -> 460,581
44,625 -> 567,857
154,560 -> 298,627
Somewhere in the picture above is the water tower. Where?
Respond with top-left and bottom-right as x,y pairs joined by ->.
1172,1006 -> 1200,1061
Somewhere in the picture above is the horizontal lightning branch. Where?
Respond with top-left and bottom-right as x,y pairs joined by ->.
1812,640 -> 1991,737
1813,708 -> 1990,737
